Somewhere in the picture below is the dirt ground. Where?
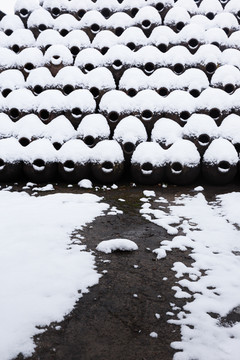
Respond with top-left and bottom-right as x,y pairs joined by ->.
13,180 -> 240,360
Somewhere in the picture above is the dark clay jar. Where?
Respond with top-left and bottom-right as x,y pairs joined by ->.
0,161 -> 23,181
23,160 -> 58,182
91,161 -> 124,184
202,161 -> 238,185
58,161 -> 91,183
131,162 -> 165,185
165,162 -> 201,185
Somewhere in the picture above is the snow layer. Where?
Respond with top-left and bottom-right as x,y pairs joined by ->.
203,139 -> 238,165
0,190 -> 108,360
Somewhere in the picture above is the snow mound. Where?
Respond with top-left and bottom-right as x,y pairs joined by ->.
96,239 -> 138,254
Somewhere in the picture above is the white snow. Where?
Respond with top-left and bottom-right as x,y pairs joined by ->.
96,239 -> 138,254
78,179 -> 93,189
0,190 -> 109,360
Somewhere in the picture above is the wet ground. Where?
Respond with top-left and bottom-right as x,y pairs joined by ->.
12,180 -> 240,360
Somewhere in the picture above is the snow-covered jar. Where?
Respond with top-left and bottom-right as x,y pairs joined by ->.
79,10 -> 107,41
0,15 -> 24,35
176,23 -> 205,54
113,116 -> 148,163
193,44 -> 222,79
163,45 -> 194,74
134,45 -> 164,75
133,6 -> 162,37
104,45 -> 133,84
0,114 -> 15,140
165,139 -> 201,185
132,90 -> 164,135
13,114 -> 46,147
91,140 -> 125,183
164,90 -> 196,126
77,114 -> 110,147
4,89 -> 36,121
43,115 -> 77,150
178,68 -> 209,97
0,138 -> 24,181
23,138 -> 58,182
202,139 -> 238,185
151,118 -> 182,149
149,26 -> 176,53
0,69 -> 25,98
211,65 -> 240,94
6,29 -> 36,54
65,89 -> 96,129
35,90 -> 66,124
131,142 -> 167,185
91,30 -> 118,54
82,67 -> 116,105
173,0 -> 199,17
204,28 -> 229,52
14,0 -> 40,26
219,114 -> 240,153
99,90 -> 132,132
43,45 -> 74,76
182,114 -> 219,156
196,88 -> 232,125
58,139 -> 91,183
26,67 -> 55,95
106,12 -> 134,37
118,68 -> 149,96
150,0 -> 174,20
27,8 -> 54,38
74,48 -> 104,74
42,0 -> 68,18
198,0 -> 223,20
63,30 -> 91,57
0,49 -> 17,73
53,14 -> 79,37
36,30 -> 63,53
54,66 -> 83,94
120,27 -> 148,51
16,48 -> 44,79
164,6 -> 191,33
67,0 -> 94,20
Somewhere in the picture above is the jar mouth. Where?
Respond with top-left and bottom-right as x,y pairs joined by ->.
51,55 -> 62,66
141,162 -> 153,175
33,159 -> 46,171
71,108 -> 82,118
102,161 -> 114,173
20,8 -> 28,17
63,160 -> 75,172
198,134 -> 210,146
19,137 -> 30,147
171,162 -> 183,174
123,142 -> 135,154
84,135 -> 95,147
218,161 -> 231,173
9,108 -> 20,121
141,110 -> 153,121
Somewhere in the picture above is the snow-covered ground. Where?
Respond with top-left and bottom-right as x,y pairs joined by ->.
141,188 -> 240,360
0,189 -> 108,360
1,184 -> 240,360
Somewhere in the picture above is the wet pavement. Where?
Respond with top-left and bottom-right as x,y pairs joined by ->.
12,181 -> 240,360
